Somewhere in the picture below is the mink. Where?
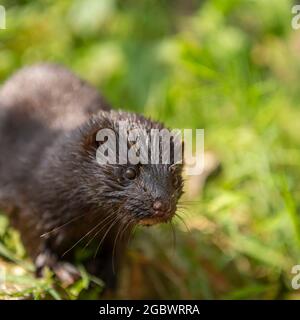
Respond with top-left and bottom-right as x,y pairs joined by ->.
0,64 -> 183,290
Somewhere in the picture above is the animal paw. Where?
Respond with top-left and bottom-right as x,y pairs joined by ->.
35,251 -> 80,286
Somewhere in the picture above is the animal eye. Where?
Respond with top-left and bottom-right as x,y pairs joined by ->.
124,168 -> 137,180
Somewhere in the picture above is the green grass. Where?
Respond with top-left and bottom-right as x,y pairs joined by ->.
0,0 -> 300,299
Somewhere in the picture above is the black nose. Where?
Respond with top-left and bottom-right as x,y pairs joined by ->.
153,199 -> 168,212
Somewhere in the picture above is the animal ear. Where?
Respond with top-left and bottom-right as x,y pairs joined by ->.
82,126 -> 100,151
80,115 -> 115,153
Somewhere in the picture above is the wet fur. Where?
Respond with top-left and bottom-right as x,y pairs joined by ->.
0,64 -> 183,289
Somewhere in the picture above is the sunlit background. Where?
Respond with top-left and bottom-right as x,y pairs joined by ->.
0,0 -> 300,299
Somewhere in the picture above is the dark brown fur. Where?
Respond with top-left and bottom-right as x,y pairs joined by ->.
0,64 -> 183,289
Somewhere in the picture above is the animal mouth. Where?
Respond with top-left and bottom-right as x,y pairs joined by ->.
138,210 -> 174,226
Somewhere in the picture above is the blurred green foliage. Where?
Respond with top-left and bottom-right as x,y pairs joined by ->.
0,0 -> 300,299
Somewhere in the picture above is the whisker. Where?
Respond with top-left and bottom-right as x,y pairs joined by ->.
170,220 -> 177,254
111,218 -> 128,274
174,213 -> 191,233
127,224 -> 137,247
176,208 -> 189,214
40,213 -> 85,238
94,215 -> 123,258
86,203 -> 126,250
178,200 -> 202,205
120,217 -> 135,242
61,218 -> 105,257
83,210 -> 117,249
176,205 -> 189,210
